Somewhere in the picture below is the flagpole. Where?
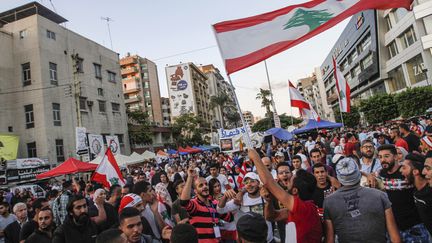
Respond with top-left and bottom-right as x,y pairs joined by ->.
339,105 -> 345,127
212,26 -> 252,149
264,60 -> 280,128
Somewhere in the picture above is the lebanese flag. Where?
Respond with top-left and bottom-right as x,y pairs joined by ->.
213,0 -> 413,74
91,148 -> 125,188
289,81 -> 320,121
236,162 -> 248,188
333,57 -> 351,112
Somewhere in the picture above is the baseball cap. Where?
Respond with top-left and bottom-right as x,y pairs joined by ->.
237,212 -> 268,242
244,172 -> 260,182
336,157 -> 361,186
118,193 -> 142,213
275,151 -> 284,157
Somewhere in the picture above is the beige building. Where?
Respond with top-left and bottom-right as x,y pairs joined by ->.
120,54 -> 163,126
165,63 -> 211,125
199,64 -> 235,128
0,2 -> 130,164
161,97 -> 171,126
297,73 -> 330,119
242,111 -> 255,127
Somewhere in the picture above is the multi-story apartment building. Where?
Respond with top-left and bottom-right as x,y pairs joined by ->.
120,54 -> 163,126
381,1 -> 432,92
297,73 -> 328,119
165,63 -> 211,125
242,111 -> 255,127
199,64 -> 235,128
161,97 -> 171,126
0,2 -> 130,163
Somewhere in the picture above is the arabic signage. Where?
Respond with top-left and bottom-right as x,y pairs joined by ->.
15,158 -> 46,169
76,127 -> 88,155
6,166 -> 50,184
166,64 -> 195,118
218,126 -> 251,139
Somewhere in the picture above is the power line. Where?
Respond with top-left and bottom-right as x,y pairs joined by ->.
153,45 -> 217,61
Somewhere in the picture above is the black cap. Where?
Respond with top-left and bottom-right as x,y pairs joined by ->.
236,212 -> 268,242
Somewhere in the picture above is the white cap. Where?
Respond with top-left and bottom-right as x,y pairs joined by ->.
275,152 -> 284,157
244,172 -> 260,182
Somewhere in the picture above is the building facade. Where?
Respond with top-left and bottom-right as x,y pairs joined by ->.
161,97 -> 171,126
242,111 -> 255,127
0,2 -> 130,164
120,54 -> 163,126
165,63 -> 211,125
297,73 -> 329,119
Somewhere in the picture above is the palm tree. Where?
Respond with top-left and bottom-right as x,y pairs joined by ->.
209,91 -> 240,129
256,88 -> 272,118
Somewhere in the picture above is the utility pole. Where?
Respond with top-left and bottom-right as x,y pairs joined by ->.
71,52 -> 82,127
101,17 -> 114,50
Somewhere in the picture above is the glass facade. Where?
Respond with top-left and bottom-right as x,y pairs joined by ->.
406,54 -> 428,85
388,66 -> 407,92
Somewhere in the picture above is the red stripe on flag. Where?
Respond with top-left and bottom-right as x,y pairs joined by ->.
291,100 -> 311,110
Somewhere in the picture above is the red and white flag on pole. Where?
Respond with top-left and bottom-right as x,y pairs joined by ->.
236,162 -> 248,188
289,81 -> 320,121
91,148 -> 125,188
333,57 -> 351,112
213,0 -> 413,75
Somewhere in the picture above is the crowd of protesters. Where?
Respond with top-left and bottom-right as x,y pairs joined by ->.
0,117 -> 432,243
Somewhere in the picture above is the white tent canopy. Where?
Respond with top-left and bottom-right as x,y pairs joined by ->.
142,150 -> 156,160
90,154 -> 143,167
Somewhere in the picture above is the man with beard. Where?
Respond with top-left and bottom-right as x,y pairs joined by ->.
181,165 -> 234,243
118,207 -> 152,243
25,208 -> 56,243
359,140 -> 381,176
306,149 -> 335,177
311,163 -> 340,220
372,144 -> 430,242
218,172 -> 274,243
399,123 -> 421,152
0,202 -> 16,243
389,127 -> 409,152
52,195 -> 98,243
400,153 -> 432,236
423,151 -> 432,186
19,198 -> 50,243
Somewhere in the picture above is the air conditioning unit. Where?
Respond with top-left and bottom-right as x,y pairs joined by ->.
87,100 -> 94,106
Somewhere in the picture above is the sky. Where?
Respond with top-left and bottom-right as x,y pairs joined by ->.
1,0 -> 349,118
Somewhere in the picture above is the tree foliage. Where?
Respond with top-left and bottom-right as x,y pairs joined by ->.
359,93 -> 399,124
256,89 -> 273,118
252,114 -> 302,132
395,86 -> 432,118
127,110 -> 153,146
209,91 -> 240,129
334,105 -> 361,128
171,113 -> 207,146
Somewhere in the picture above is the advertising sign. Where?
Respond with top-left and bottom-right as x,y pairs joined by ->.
166,64 -> 195,118
76,127 -> 88,155
106,135 -> 120,155
218,126 -> 252,139
220,139 -> 233,152
16,158 -> 46,169
0,134 -> 19,161
88,134 -> 104,157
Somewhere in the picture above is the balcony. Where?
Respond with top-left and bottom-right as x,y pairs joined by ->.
122,76 -> 140,83
124,86 -> 141,94
125,96 -> 142,104
120,57 -> 138,66
121,67 -> 138,75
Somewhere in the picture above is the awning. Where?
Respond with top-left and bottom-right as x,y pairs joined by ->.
293,119 -> 343,134
36,158 -> 97,179
265,128 -> 294,140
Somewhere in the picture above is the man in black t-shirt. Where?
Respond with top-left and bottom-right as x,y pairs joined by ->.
19,198 -> 50,243
311,163 -> 340,220
399,123 -> 421,152
374,144 -> 430,242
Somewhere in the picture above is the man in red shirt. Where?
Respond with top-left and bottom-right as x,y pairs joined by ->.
390,127 -> 409,152
344,133 -> 359,157
249,149 -> 322,243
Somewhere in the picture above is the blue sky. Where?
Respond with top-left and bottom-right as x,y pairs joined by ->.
1,0 -> 349,118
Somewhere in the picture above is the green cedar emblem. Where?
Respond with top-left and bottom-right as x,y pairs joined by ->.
339,91 -> 346,99
283,8 -> 334,31
109,177 -> 119,185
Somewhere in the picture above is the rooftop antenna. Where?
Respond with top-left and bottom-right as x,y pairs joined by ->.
101,17 -> 114,50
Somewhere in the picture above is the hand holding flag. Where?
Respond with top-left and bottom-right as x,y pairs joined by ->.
91,147 -> 125,188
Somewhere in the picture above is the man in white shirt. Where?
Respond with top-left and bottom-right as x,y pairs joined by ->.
205,163 -> 230,192
217,172 -> 274,243
305,136 -> 316,154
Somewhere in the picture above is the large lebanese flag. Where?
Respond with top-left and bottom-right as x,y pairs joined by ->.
333,57 -> 351,112
213,0 -> 413,74
289,81 -> 320,121
91,148 -> 125,188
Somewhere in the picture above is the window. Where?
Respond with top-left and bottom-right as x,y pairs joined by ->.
46,30 -> 56,40
52,103 -> 61,126
394,8 -> 408,23
342,60 -> 349,71
361,54 -> 373,69
107,71 -> 116,82
79,97 -> 87,110
27,142 -> 37,158
144,91 -> 150,98
400,26 -> 417,49
385,16 -> 392,32
97,88 -> 104,96
115,134 -> 124,145
144,82 -> 150,89
388,66 -> 407,92
49,62 -> 58,85
25,104 -> 34,129
101,134 -> 109,144
347,50 -> 358,63
141,64 -> 148,70
111,103 -> 120,112
358,34 -> 371,53
22,62 -> 31,86
94,63 -> 102,79
388,41 -> 399,58
55,139 -> 64,162
142,72 -> 149,79
98,100 -> 106,112
406,54 -> 428,85
19,29 -> 28,39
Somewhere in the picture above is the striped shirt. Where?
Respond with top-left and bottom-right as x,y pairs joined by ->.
181,198 -> 230,243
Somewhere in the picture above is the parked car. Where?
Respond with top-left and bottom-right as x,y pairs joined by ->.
11,184 -> 46,198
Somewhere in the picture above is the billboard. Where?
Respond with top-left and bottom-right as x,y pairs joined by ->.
0,134 -> 19,161
166,64 -> 195,118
